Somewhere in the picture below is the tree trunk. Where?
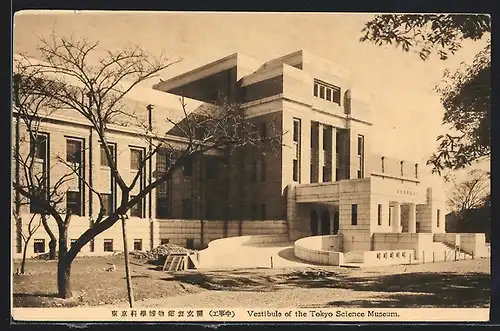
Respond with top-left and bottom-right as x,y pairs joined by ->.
120,215 -> 134,308
20,240 -> 28,274
57,255 -> 72,299
57,225 -> 72,298
41,214 -> 57,260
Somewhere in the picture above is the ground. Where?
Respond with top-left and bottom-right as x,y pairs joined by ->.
13,256 -> 490,309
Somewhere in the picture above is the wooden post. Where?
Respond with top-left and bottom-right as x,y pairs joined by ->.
409,253 -> 411,265
423,251 -> 425,264
444,251 -> 447,262
270,256 -> 274,269
432,251 -> 435,263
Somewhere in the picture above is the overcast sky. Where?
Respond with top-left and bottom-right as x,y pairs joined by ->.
13,11 -> 490,187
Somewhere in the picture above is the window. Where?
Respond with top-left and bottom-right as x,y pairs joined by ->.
292,159 -> 299,182
313,80 -> 341,105
195,127 -> 205,140
251,160 -> 257,182
351,204 -> 358,225
100,143 -> 115,167
101,193 -> 113,216
310,163 -> 316,183
182,199 -> 192,219
30,189 -> 46,214
323,126 -> 332,151
156,151 -> 168,174
293,119 -> 300,143
377,204 -> 382,225
260,158 -> 266,182
66,139 -> 82,164
260,122 -> 267,139
130,148 -> 143,171
133,239 -> 142,251
130,196 -> 143,218
381,156 -> 385,173
388,206 -> 393,226
357,135 -> 364,178
33,239 -> 45,253
31,134 -> 48,160
323,166 -> 332,182
160,239 -> 170,245
437,209 -> 441,228
103,239 -> 113,252
415,164 -> 419,179
400,161 -> 404,177
183,159 -> 193,177
156,181 -> 171,219
67,191 -> 82,216
260,203 -> 266,220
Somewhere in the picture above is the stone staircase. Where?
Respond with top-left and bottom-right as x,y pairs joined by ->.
427,241 -> 473,262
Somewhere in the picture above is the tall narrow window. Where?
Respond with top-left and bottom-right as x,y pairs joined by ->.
351,204 -> 358,225
205,156 -> 218,180
319,85 -> 325,99
292,159 -> 299,182
156,181 -> 171,219
293,119 -> 300,143
357,135 -> 364,178
313,82 -> 318,97
66,139 -> 83,164
292,118 -> 301,183
260,158 -> 266,182
67,191 -> 82,216
183,159 -> 193,177
100,143 -> 115,167
260,122 -> 267,139
31,134 -> 48,160
251,160 -> 257,182
130,196 -> 143,218
437,209 -> 441,228
388,206 -> 393,226
182,199 -> 192,219
101,193 -> 113,216
260,203 -> 266,220
250,204 -> 257,220
415,164 -> 419,179
377,204 -> 382,226
130,148 -> 143,171
400,161 -> 404,177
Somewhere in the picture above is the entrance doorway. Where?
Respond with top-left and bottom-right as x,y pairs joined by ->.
333,210 -> 339,235
320,210 -> 330,235
310,210 -> 318,236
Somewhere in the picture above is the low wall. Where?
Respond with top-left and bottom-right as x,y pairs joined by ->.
372,233 -> 434,253
196,234 -> 289,269
293,236 -> 344,266
434,233 -> 488,258
321,235 -> 343,251
344,250 -> 415,266
158,220 -> 288,249
12,214 -> 288,258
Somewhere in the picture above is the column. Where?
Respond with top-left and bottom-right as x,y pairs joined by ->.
408,203 -> 416,233
392,202 -> 401,233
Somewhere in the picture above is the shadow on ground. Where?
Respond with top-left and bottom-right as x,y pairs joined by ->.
165,268 -> 490,308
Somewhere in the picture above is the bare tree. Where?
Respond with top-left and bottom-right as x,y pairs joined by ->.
14,211 -> 41,275
446,169 -> 490,220
13,34 -> 281,299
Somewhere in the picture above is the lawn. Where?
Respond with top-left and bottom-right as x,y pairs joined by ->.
12,256 -> 491,308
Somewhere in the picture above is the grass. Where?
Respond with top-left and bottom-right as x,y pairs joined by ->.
12,256 -> 201,307
12,256 -> 491,308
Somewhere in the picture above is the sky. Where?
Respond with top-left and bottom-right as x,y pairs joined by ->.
12,11 -> 490,196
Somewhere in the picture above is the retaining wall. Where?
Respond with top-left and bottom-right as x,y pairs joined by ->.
293,236 -> 344,266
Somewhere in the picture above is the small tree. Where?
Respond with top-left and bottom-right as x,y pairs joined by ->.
360,14 -> 491,174
13,33 -> 281,299
15,211 -> 41,275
